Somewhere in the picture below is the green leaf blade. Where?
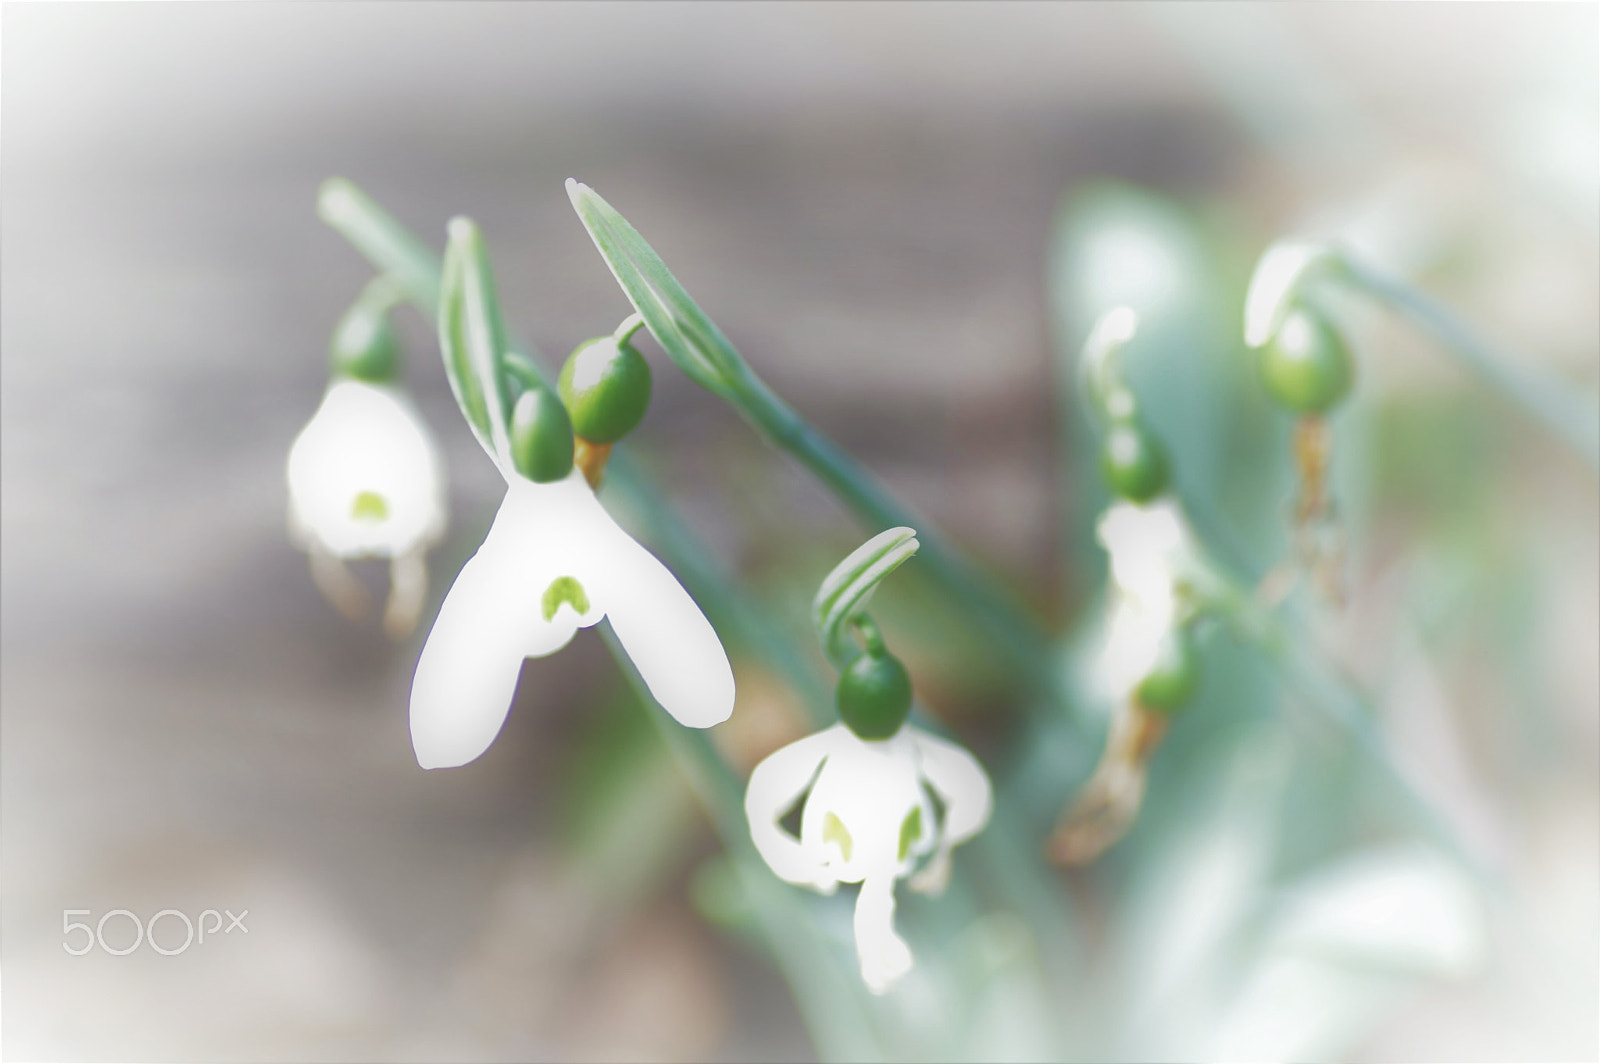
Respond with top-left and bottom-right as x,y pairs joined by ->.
567,180 -> 744,398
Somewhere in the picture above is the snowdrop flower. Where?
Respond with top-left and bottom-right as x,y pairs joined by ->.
409,467 -> 735,769
407,215 -> 734,769
286,376 -> 447,638
1053,499 -> 1200,865
746,721 -> 992,994
1094,498 -> 1192,700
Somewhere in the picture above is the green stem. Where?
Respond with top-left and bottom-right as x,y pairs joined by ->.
613,311 -> 647,345
725,369 -> 1059,690
1338,258 -> 1600,473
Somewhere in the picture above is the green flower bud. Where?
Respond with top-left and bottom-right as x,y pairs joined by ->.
837,648 -> 913,740
1135,625 -> 1201,713
558,336 -> 652,444
509,386 -> 575,483
1261,307 -> 1354,415
1100,421 -> 1169,503
329,302 -> 400,383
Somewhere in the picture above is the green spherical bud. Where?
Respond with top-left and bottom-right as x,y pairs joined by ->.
1136,626 -> 1201,713
558,336 -> 652,444
329,303 -> 400,383
837,649 -> 913,740
509,386 -> 575,483
1260,307 -> 1354,414
1100,422 -> 1169,503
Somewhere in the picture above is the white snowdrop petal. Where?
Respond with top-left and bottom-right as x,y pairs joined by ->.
911,728 -> 994,846
854,873 -> 914,995
1097,500 -> 1186,602
286,380 -> 447,558
800,729 -> 926,882
409,500 -> 577,769
745,727 -> 846,891
410,555 -> 533,769
598,527 -> 735,728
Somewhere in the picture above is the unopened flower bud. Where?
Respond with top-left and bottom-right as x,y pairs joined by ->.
558,336 -> 652,444
509,386 -> 575,483
329,301 -> 400,383
1100,421 -> 1170,503
837,648 -> 913,740
1261,307 -> 1354,415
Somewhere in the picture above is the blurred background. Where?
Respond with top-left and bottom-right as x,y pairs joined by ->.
2,3 -> 1596,1061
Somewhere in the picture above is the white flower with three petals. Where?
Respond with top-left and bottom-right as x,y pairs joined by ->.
286,378 -> 448,637
1094,498 -> 1192,699
745,722 -> 992,994
409,468 -> 736,769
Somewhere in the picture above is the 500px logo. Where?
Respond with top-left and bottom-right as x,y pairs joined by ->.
63,908 -> 249,956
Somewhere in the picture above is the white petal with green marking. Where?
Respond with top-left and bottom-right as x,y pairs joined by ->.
410,469 -> 734,769
743,720 -> 992,994
287,380 -> 447,559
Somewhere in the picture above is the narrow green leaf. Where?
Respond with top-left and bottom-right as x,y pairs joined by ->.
317,178 -> 443,317
566,179 -> 743,398
439,217 -> 515,467
812,526 -> 920,667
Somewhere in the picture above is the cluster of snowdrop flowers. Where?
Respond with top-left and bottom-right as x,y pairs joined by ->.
745,529 -> 993,994
290,216 -> 733,768
287,279 -> 448,638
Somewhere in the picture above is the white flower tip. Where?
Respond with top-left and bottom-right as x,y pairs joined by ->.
858,910 -> 914,994
603,537 -> 737,730
407,542 -> 532,772
1243,240 -> 1333,348
409,698 -> 497,770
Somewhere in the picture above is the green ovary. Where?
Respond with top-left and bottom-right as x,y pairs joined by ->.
541,576 -> 591,621
350,491 -> 389,522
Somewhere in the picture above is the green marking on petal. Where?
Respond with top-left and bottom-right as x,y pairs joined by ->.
350,491 -> 389,522
898,806 -> 923,862
541,575 -> 590,622
823,811 -> 853,862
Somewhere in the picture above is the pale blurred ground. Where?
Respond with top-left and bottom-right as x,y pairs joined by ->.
2,4 -> 1596,1061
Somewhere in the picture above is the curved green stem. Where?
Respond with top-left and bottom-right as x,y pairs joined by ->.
1337,258 -> 1600,473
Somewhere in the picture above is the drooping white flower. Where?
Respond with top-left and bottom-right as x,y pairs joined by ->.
409,469 -> 735,769
1094,498 -> 1192,699
286,378 -> 448,636
745,722 -> 992,994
